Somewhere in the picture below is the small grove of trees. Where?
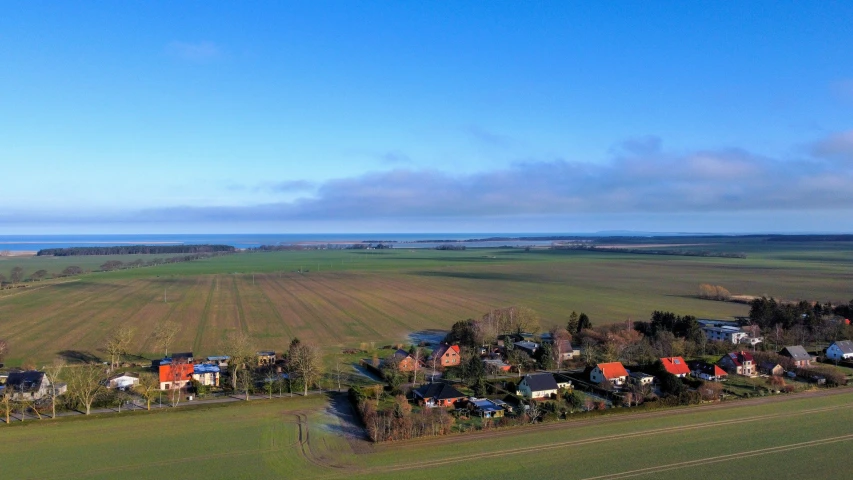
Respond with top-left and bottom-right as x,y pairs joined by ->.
10,266 -> 24,284
444,306 -> 542,349
698,283 -> 731,301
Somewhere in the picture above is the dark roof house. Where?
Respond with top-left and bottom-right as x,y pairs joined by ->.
778,346 -> 812,366
413,382 -> 465,407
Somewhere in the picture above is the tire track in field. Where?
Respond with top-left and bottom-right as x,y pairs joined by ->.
194,276 -> 218,353
251,274 -> 296,341
292,273 -> 402,338
364,402 -> 853,474
25,280 -> 140,355
263,274 -> 340,343
579,433 -> 853,480
309,271 -> 459,334
231,275 -> 249,334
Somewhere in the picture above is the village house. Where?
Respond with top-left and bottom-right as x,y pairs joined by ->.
157,358 -> 194,390
513,341 -> 540,356
4,371 -> 66,401
429,344 -> 461,367
701,324 -> 748,344
826,340 -> 853,361
660,357 -> 690,378
718,351 -> 755,376
256,351 -> 277,367
193,364 -> 221,387
629,371 -> 655,387
516,373 -> 560,399
483,357 -> 512,373
778,346 -> 812,367
413,382 -> 465,408
467,397 -> 505,418
590,362 -> 629,386
389,349 -> 424,372
107,372 -> 139,390
759,362 -> 784,376
205,355 -> 230,368
688,360 -> 728,381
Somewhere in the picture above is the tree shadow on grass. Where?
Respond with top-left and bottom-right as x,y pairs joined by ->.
411,270 -> 542,282
57,350 -> 102,364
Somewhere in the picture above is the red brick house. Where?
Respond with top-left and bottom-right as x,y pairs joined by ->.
413,382 -> 465,408
390,349 -> 424,372
429,344 -> 461,367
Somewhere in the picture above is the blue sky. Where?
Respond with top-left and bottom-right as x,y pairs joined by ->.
2,2 -> 852,233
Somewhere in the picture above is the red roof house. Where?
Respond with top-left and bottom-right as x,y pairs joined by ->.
429,344 -> 461,367
590,362 -> 629,386
158,361 -> 194,390
660,357 -> 691,377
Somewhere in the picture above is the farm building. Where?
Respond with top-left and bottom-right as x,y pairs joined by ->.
256,351 -> 277,366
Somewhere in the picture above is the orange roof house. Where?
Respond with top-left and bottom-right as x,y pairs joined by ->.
590,362 -> 629,386
158,361 -> 194,390
660,357 -> 691,377
429,344 -> 461,367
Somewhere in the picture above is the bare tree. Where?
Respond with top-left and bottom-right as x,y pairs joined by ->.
238,368 -> 254,401
222,331 -> 254,391
43,359 -> 66,419
105,326 -> 135,369
10,266 -> 24,284
135,372 -> 159,410
411,347 -> 423,387
0,339 -> 8,364
151,321 -> 180,358
0,389 -> 12,424
31,269 -> 48,281
289,342 -> 322,396
334,358 -> 346,392
66,365 -> 106,415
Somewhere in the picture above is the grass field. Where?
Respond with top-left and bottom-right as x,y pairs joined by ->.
2,389 -> 853,479
2,242 -> 853,365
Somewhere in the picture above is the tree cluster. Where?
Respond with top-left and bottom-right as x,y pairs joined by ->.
37,245 -> 235,256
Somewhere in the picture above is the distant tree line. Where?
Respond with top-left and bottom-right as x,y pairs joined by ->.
551,245 -> 747,259
435,244 -> 466,250
37,245 -> 235,256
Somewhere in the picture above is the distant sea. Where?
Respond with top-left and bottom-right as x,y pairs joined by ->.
0,234 -> 570,252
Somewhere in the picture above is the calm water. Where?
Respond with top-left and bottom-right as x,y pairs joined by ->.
0,233 -> 571,252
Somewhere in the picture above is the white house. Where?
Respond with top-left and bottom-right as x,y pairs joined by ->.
701,325 -> 747,344
590,362 -> 629,386
826,340 -> 853,361
516,373 -> 559,399
107,373 -> 139,390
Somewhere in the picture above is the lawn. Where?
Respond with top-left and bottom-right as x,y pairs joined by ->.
2,389 -> 853,479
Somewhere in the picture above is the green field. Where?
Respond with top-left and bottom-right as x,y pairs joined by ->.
2,389 -> 853,479
2,241 -> 853,365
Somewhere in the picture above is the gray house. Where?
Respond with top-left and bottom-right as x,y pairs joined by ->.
4,371 -> 66,401
778,345 -> 812,367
